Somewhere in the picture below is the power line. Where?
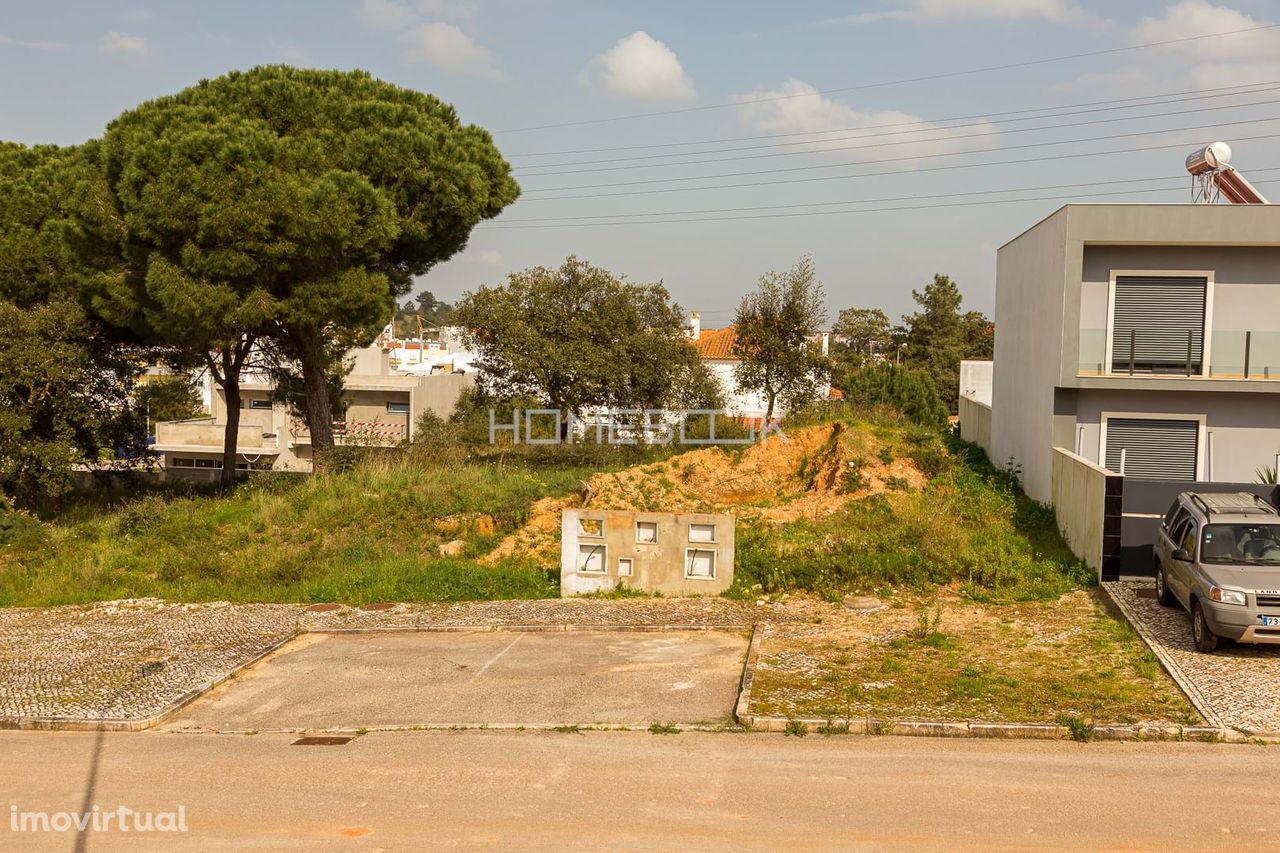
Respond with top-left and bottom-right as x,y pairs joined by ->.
515,95 -> 1280,177
479,179 -> 1280,230
521,117 -> 1280,195
493,171 -> 1280,223
495,22 -> 1280,134
510,131 -> 1280,201
507,81 -> 1280,159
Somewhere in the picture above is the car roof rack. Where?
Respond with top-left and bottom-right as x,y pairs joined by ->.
1188,492 -> 1278,517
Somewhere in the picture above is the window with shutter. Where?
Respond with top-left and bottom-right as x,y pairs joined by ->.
1104,418 -> 1199,480
1110,276 -> 1207,374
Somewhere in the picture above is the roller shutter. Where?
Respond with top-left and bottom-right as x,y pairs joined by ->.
1104,418 -> 1199,480
1110,276 -> 1207,374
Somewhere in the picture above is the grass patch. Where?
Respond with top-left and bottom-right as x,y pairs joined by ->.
730,429 -> 1092,604
648,722 -> 681,735
750,591 -> 1200,726
0,449 -> 643,606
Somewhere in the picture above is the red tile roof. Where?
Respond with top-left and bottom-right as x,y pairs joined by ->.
692,326 -> 738,360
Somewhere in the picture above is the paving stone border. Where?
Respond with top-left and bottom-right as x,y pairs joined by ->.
1102,581 -> 1280,738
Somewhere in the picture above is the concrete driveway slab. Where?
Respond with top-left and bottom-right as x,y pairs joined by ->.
161,630 -> 748,731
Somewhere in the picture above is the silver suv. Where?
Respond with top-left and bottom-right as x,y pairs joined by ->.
1154,491 -> 1280,652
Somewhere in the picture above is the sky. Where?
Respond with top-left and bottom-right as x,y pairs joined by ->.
3,0 -> 1280,329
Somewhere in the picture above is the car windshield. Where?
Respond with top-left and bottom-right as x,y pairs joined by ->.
1201,523 -> 1280,564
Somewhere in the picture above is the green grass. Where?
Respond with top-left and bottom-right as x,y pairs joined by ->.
2,412 -> 1090,608
0,449 -> 638,606
750,592 -> 1201,726
729,430 -> 1093,604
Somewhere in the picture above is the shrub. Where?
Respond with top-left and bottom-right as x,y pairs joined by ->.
838,364 -> 949,430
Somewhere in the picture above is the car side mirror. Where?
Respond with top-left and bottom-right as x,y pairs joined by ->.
1172,548 -> 1191,562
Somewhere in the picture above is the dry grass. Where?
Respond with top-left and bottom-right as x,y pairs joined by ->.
750,591 -> 1200,726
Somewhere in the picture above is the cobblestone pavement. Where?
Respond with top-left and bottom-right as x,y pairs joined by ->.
0,600 -> 300,722
0,597 -> 772,725
1104,581 -> 1280,735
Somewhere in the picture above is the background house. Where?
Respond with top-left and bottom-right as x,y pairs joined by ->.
153,345 -> 473,479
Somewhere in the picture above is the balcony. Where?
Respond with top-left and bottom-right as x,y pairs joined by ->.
1078,328 -> 1280,381
153,418 -> 279,453
288,418 -> 408,447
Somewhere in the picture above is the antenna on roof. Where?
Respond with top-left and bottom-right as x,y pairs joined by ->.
1186,142 -> 1270,204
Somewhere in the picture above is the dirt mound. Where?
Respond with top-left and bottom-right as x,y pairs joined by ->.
484,423 -> 927,564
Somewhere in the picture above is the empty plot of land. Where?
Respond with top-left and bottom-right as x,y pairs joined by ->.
162,630 -> 748,732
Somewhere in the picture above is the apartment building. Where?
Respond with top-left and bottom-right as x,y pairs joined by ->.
153,345 -> 473,479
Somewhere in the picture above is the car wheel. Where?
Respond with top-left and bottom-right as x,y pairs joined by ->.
1192,601 -> 1220,653
1155,564 -> 1176,607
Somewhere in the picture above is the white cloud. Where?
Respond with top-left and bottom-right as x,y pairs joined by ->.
583,31 -> 695,103
1071,2 -> 1280,92
418,0 -> 474,19
732,78 -> 1000,161
101,31 -> 148,58
401,21 -> 505,80
361,0 -> 415,30
845,0 -> 1089,25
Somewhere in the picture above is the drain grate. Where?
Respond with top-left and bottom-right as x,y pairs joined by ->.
1134,587 -> 1157,600
292,736 -> 353,746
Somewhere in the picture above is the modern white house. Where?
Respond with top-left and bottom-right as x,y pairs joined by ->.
153,345 -> 473,479
960,201 -> 1280,577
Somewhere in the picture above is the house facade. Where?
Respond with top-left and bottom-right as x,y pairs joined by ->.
983,203 -> 1280,505
153,345 -> 473,479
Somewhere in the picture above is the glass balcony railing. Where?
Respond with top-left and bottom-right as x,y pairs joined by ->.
1078,329 -> 1280,378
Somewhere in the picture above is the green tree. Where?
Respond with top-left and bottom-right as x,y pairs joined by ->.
393,290 -> 455,336
833,307 -> 892,365
0,143 -> 140,505
732,255 -> 828,423
133,376 -> 203,436
899,274 -> 995,411
962,309 -> 995,360
454,256 -> 706,438
99,66 -> 518,454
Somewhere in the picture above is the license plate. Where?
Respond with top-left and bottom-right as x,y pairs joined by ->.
1260,616 -> 1280,627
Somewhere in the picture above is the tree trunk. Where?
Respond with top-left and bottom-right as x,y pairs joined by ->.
295,329 -> 335,452
220,376 -> 241,486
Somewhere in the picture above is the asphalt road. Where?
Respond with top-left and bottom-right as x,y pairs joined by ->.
1,730 -> 1277,851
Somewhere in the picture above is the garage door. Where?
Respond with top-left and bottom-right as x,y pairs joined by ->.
1104,418 -> 1199,480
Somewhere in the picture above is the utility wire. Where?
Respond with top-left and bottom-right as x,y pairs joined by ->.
492,170 -> 1280,223
522,117 -> 1280,195
516,95 -> 1280,176
506,81 -> 1280,158
495,23 -> 1280,134
479,179 -> 1280,230
513,131 -> 1280,201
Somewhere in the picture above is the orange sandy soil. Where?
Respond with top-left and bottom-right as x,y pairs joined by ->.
485,423 -> 925,565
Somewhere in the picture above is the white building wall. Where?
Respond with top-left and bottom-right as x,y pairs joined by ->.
991,208 -> 1070,503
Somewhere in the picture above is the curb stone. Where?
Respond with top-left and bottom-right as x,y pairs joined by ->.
734,625 -> 765,724
742,715 -> 1251,742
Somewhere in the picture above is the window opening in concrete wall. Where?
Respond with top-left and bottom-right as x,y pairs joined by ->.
685,548 -> 716,579
578,543 -> 606,573
636,521 -> 658,543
